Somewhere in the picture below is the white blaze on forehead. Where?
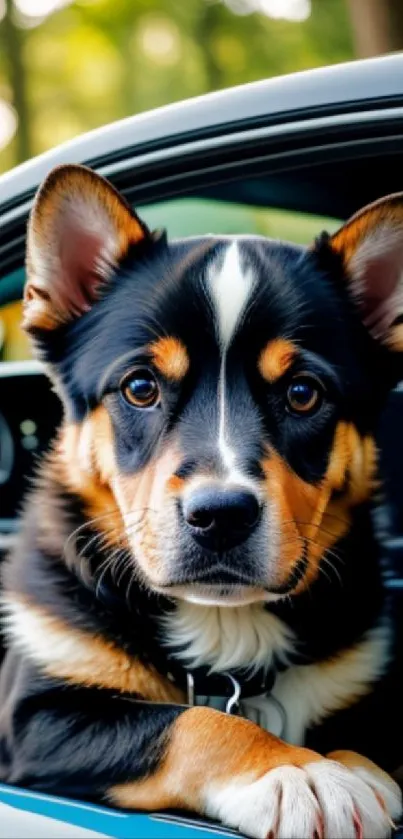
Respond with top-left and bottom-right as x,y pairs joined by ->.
208,241 -> 254,349
207,241 -> 255,478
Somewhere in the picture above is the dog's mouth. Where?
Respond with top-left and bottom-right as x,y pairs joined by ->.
154,582 -> 268,607
153,565 -> 265,606
154,543 -> 309,606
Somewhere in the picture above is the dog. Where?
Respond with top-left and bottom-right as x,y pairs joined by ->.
1,163 -> 403,838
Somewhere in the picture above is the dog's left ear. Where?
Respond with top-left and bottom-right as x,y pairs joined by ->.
23,164 -> 150,333
319,193 -> 403,352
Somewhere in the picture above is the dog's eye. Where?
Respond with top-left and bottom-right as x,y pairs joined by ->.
286,374 -> 323,415
121,369 -> 160,409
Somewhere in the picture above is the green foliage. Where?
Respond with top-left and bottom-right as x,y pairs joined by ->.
0,0 -> 354,174
141,197 -> 339,241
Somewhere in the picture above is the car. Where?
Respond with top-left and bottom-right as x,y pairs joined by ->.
1,51 -> 403,837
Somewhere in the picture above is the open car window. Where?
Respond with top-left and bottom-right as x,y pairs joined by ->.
0,197 -> 339,362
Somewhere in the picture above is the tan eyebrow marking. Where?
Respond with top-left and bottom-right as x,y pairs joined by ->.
258,338 -> 297,383
150,337 -> 189,381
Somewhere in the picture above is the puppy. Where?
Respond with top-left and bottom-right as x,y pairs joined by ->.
0,164 -> 403,838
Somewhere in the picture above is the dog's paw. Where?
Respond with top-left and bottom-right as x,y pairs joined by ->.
205,758 -> 402,839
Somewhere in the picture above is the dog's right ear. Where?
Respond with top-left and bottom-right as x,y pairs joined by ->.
23,164 -> 150,334
315,192 -> 403,353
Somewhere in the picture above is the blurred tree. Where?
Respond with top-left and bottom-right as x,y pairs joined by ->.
387,0 -> 403,48
0,0 -> 31,163
0,0 -> 356,174
346,0 -> 403,57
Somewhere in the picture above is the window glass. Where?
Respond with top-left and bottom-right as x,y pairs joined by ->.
0,300 -> 31,361
141,198 -> 339,242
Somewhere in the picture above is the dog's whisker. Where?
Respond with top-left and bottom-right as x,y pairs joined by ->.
317,564 -> 333,587
281,522 -> 348,553
321,553 -> 344,587
292,514 -> 349,528
115,553 -> 134,587
63,507 -> 159,560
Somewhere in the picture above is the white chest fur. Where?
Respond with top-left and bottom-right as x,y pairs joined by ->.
162,602 -> 391,746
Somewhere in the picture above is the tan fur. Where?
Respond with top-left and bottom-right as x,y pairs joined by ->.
258,338 -> 297,383
167,475 -> 185,493
262,421 -> 377,591
114,443 -> 183,582
328,750 -> 395,780
59,408 -> 183,585
330,196 -> 403,267
150,337 -> 189,381
5,598 -> 183,703
387,322 -> 403,352
109,706 -> 320,811
59,409 -> 124,549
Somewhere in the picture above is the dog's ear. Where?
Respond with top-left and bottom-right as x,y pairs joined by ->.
23,164 -> 150,333
320,193 -> 403,352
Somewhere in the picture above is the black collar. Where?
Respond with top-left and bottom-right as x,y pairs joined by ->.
96,582 -> 287,701
164,658 -> 285,702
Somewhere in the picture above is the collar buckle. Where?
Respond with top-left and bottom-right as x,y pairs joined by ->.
224,673 -> 241,714
187,671 -> 241,715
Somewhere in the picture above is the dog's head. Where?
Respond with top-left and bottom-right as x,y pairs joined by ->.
23,164 -> 403,606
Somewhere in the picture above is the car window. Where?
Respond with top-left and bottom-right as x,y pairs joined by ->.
0,198 -> 339,362
0,299 -> 31,361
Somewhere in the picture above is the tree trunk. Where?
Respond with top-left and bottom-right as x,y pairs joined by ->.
198,2 -> 223,93
2,0 -> 31,164
385,0 -> 403,50
346,0 -> 403,57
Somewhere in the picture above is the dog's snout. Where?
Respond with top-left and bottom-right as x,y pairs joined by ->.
183,486 -> 260,550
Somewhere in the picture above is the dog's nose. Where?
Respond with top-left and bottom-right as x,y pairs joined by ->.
183,486 -> 260,550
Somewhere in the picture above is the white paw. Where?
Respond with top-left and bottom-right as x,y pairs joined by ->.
205,759 -> 402,839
